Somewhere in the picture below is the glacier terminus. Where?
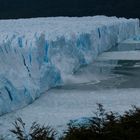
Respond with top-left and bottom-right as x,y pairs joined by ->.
0,16 -> 139,116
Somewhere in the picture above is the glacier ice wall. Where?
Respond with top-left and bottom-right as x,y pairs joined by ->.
0,16 -> 139,115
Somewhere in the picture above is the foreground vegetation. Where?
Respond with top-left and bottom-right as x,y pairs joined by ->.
2,104 -> 140,140
62,104 -> 140,140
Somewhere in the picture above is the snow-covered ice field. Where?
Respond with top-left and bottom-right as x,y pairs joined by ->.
0,16 -> 139,115
0,16 -> 140,139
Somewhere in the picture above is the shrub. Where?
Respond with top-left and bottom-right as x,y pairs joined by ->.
10,118 -> 56,140
10,105 -> 140,140
62,104 -> 140,140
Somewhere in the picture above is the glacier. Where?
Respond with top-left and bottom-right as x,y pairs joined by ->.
0,16 -> 139,116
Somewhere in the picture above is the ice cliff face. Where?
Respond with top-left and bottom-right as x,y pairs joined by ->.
0,16 -> 139,115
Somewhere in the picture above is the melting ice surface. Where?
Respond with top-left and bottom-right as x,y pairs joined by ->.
0,16 -> 139,115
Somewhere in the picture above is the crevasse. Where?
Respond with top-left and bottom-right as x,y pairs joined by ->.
0,16 -> 139,115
